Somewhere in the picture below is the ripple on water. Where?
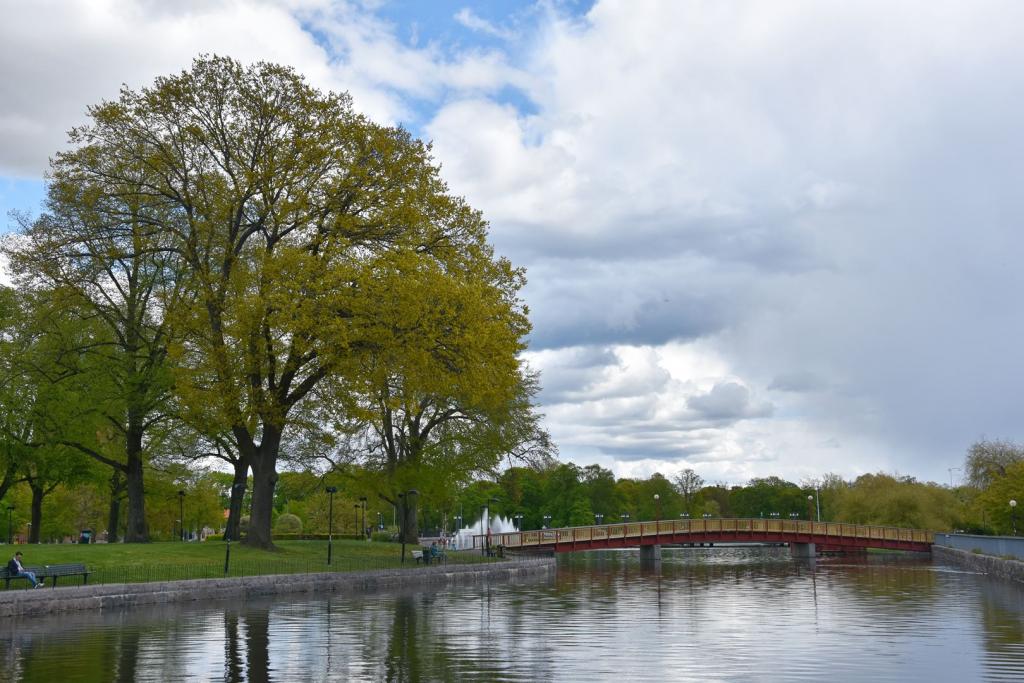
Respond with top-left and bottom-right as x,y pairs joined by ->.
0,549 -> 1022,681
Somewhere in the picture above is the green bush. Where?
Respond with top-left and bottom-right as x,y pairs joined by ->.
270,533 -> 362,541
275,513 -> 303,534
206,532 -> 372,542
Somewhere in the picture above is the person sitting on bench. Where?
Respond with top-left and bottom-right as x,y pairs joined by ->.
7,552 -> 43,588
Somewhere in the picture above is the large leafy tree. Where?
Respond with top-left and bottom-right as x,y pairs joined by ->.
673,468 -> 704,515
832,473 -> 960,530
314,252 -> 550,542
0,288 -> 104,541
0,288 -> 29,503
580,464 -> 621,522
6,126 -> 180,541
965,438 -> 1024,489
730,476 -> 808,518
41,55 -> 533,547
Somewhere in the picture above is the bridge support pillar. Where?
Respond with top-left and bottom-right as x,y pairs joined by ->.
640,544 -> 662,563
790,542 -> 816,558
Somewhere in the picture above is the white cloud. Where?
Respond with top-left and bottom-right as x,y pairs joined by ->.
454,8 -> 515,41
527,341 -> 784,482
6,0 -> 1024,484
0,0 -> 528,178
0,0 -> 342,176
431,1 -> 1024,482
687,382 -> 772,421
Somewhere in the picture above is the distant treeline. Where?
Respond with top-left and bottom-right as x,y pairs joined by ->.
5,437 -> 1020,541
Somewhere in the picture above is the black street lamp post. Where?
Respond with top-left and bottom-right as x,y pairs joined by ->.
514,513 -> 524,530
6,505 -> 13,544
1011,499 -> 1018,537
653,494 -> 661,522
594,513 -> 603,525
377,511 -> 383,530
359,497 -> 368,539
326,486 -> 337,565
542,514 -> 552,528
621,512 -> 630,524
178,490 -> 185,541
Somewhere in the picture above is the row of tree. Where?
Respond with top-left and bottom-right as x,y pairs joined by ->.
448,447 -> 1018,536
6,437 -> 1021,543
0,55 -> 552,547
450,465 -> 965,532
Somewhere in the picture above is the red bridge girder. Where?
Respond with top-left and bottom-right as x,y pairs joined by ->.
477,519 -> 934,554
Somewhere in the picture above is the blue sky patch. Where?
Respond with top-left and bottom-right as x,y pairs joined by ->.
0,177 -> 45,233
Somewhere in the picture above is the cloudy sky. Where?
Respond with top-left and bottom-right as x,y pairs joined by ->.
3,0 -> 1023,487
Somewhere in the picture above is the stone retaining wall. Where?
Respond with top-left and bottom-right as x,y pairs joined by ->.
0,557 -> 556,618
933,545 -> 1024,584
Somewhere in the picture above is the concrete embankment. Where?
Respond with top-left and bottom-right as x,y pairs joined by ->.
933,545 -> 1024,584
0,557 -> 556,618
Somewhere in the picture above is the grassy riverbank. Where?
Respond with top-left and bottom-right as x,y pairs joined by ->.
3,539 -> 493,586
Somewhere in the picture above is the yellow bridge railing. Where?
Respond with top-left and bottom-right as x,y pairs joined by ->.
478,518 -> 933,550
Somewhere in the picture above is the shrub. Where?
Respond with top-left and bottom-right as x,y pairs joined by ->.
270,533 -> 361,541
275,513 -> 303,534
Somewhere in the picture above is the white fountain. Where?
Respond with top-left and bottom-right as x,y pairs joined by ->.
450,513 -> 517,551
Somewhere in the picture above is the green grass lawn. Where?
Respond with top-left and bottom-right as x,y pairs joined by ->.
1,539 -> 493,587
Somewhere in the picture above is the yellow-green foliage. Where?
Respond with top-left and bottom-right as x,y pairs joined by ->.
971,460 -> 1024,533
831,473 -> 960,531
274,513 -> 303,534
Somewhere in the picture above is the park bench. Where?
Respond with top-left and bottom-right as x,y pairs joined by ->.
0,563 -> 91,589
411,548 -> 446,565
39,563 -> 92,587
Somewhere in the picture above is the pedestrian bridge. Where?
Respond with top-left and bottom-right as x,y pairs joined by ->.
475,518 -> 933,554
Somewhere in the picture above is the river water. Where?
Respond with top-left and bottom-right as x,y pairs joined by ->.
2,547 -> 1023,682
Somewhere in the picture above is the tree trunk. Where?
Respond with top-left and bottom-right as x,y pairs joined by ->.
107,496 -> 122,544
123,442 -> 148,542
242,426 -> 281,549
107,471 -> 124,543
225,457 -> 249,542
245,607 -> 271,682
114,628 -> 141,682
224,613 -> 243,681
400,498 -> 419,545
0,460 -> 18,503
29,484 -> 43,543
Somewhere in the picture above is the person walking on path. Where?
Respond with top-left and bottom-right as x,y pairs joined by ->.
7,551 -> 43,588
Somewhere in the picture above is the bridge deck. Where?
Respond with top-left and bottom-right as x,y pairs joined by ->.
476,519 -> 933,553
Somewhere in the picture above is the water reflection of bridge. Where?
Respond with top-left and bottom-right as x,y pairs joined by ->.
476,519 -> 933,556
